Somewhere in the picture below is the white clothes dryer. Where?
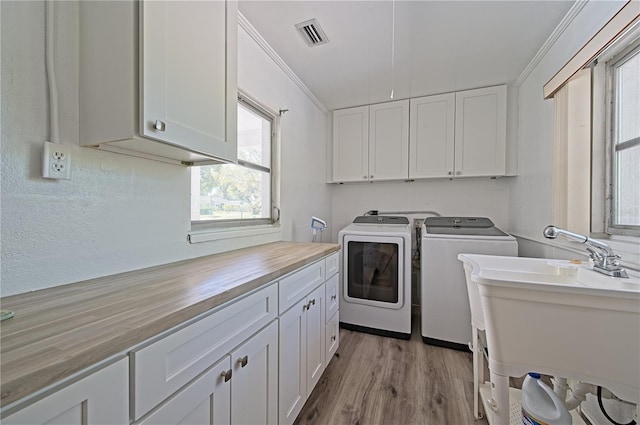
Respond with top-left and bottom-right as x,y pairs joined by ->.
420,217 -> 517,350
339,216 -> 412,339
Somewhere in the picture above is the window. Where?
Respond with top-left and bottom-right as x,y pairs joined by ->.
607,42 -> 640,233
190,94 -> 278,227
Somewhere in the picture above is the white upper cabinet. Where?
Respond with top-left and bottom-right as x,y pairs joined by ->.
79,0 -> 237,165
140,1 -> 236,162
454,85 -> 507,177
333,85 -> 508,182
409,93 -> 455,178
369,100 -> 410,181
332,100 -> 409,182
333,106 -> 369,182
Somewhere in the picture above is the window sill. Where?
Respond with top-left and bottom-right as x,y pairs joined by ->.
188,224 -> 281,244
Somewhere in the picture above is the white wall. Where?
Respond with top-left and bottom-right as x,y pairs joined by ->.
510,0 -> 627,258
0,2 -> 329,296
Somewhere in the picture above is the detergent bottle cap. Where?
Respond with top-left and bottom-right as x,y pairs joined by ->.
528,372 -> 541,379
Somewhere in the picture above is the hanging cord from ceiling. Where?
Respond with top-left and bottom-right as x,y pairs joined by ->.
390,0 -> 395,99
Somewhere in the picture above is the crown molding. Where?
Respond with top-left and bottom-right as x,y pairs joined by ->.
515,0 -> 589,87
238,12 -> 329,115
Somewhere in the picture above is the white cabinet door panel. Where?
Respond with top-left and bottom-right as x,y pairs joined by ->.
332,106 -> 369,182
305,284 -> 325,395
3,359 -> 128,425
369,100 -> 409,180
454,86 -> 506,177
325,312 -> 340,363
230,321 -> 279,425
135,357 -> 231,425
278,299 -> 307,425
409,93 -> 455,178
141,0 -> 237,161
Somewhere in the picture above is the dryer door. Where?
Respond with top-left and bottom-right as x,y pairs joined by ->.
342,234 -> 404,310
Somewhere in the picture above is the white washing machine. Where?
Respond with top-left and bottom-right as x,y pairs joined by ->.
339,216 -> 412,339
421,217 -> 517,350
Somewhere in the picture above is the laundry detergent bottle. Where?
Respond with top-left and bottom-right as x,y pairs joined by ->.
521,373 -> 572,425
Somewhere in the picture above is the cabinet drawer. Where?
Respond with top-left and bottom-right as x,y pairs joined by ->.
325,252 -> 339,277
325,312 -> 339,363
279,260 -> 325,314
131,283 -> 278,420
325,274 -> 339,324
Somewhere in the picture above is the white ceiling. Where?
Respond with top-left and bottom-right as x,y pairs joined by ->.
238,0 -> 575,111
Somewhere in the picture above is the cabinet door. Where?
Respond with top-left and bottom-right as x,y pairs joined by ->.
454,85 -> 507,177
333,106 -> 369,182
326,311 -> 340,362
305,284 -> 326,395
409,93 -> 455,178
231,321 -> 279,425
369,99 -> 409,181
140,0 -> 237,162
278,299 -> 307,425
3,359 -> 128,425
135,357 -> 231,425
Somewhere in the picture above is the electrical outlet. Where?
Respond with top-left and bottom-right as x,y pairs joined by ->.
42,141 -> 72,180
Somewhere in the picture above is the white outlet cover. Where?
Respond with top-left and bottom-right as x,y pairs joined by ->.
42,141 -> 72,180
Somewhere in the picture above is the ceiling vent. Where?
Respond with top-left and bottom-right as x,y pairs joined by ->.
295,19 -> 329,47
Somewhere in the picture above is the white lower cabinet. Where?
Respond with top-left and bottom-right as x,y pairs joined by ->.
3,359 -> 128,425
278,284 -> 325,425
230,320 -> 279,425
135,320 -> 278,425
135,357 -> 231,425
326,311 -> 340,361
3,255 -> 338,425
279,253 -> 341,425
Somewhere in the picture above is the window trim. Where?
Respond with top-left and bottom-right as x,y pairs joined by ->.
603,39 -> 640,236
190,90 -> 281,231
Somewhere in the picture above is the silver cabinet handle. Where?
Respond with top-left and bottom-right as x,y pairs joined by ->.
370,175 -> 374,178
154,120 -> 166,131
310,299 -> 316,306
448,171 -> 453,175
220,369 -> 232,382
331,335 -> 336,342
331,295 -> 337,301
303,303 -> 308,312
238,355 -> 248,368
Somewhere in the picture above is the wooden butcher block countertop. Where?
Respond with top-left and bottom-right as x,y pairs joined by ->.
0,241 -> 339,408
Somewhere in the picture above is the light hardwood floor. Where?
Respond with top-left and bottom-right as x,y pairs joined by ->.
295,312 -> 488,425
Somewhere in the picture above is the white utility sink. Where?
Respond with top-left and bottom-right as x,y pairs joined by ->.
459,254 -> 640,424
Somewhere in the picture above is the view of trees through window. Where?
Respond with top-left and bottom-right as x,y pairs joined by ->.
191,99 -> 272,223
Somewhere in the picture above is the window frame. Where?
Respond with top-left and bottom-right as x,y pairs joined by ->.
604,40 -> 640,236
190,91 -> 281,231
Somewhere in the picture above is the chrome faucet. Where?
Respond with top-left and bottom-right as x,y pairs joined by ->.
543,225 -> 629,278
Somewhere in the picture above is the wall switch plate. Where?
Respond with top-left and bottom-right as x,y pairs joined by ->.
43,141 -> 72,180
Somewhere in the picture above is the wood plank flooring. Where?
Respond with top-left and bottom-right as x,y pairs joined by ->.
295,312 -> 488,425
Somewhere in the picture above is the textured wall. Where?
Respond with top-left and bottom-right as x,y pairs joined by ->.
0,2 -> 329,296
